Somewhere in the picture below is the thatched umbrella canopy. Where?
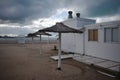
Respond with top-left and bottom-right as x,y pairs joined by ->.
27,33 -> 38,43
39,22 -> 82,33
33,31 -> 52,54
33,31 -> 51,43
34,31 -> 52,36
27,33 -> 36,37
39,22 -> 83,70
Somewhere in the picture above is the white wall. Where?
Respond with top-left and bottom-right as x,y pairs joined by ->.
61,33 -> 83,54
63,19 -> 77,28
62,18 -> 120,62
76,18 -> 96,28
61,18 -> 95,54
85,26 -> 120,62
61,33 -> 76,52
74,34 -> 83,54
61,19 -> 78,53
61,18 -> 81,53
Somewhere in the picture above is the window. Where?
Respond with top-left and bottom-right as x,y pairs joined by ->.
104,28 -> 111,42
88,29 -> 98,41
104,27 -> 119,42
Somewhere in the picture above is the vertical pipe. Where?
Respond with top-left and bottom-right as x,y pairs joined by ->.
83,29 -> 85,55
74,34 -> 76,53
57,33 -> 61,70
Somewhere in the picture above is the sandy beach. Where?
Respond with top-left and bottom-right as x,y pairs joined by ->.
0,43 -> 118,80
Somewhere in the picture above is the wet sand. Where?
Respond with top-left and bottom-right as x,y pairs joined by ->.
0,43 -> 118,80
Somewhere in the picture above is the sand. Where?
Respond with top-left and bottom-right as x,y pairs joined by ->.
0,43 -> 118,80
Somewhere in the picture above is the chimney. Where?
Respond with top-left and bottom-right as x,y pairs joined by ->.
76,13 -> 80,18
68,11 -> 73,19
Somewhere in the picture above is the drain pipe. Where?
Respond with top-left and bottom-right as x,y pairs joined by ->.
83,27 -> 85,55
116,65 -> 120,78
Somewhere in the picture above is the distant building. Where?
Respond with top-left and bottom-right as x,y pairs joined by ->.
61,11 -> 120,62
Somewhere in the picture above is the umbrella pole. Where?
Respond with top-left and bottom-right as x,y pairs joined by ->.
40,35 -> 42,54
57,33 -> 61,70
32,37 -> 33,44
47,36 -> 49,48
32,37 -> 34,47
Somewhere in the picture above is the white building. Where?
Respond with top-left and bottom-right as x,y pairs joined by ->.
61,11 -> 120,62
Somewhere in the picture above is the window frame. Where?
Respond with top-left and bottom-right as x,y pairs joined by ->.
88,29 -> 98,41
104,27 -> 119,43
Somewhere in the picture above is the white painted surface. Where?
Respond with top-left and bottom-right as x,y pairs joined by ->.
61,33 -> 76,53
73,56 -> 105,64
61,18 -> 95,54
96,61 -> 120,68
58,33 -> 61,69
97,71 -> 116,77
85,21 -> 120,62
109,66 -> 120,72
73,54 -> 120,72
61,18 -> 120,62
51,54 -> 73,60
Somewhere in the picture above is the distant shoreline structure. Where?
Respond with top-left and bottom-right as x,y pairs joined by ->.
0,37 -> 57,44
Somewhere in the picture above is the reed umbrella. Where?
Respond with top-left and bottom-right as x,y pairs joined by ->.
27,33 -> 37,44
33,32 -> 52,54
39,22 -> 83,70
34,31 -> 51,42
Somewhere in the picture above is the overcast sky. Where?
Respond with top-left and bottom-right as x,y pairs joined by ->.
0,0 -> 120,36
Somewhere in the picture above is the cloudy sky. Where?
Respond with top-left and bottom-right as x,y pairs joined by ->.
0,0 -> 120,36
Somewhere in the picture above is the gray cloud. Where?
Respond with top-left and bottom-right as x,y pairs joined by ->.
0,0 -> 120,24
60,0 -> 120,17
0,0 -> 120,36
0,26 -> 36,36
0,0 -> 59,23
88,0 -> 120,17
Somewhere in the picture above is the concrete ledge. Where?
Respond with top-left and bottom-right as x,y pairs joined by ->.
50,54 -> 73,60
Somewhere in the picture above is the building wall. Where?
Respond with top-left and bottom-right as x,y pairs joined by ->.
74,33 -> 83,54
61,33 -> 83,54
61,33 -> 76,53
62,18 -> 120,62
61,18 -> 95,54
76,18 -> 96,28
63,19 -> 77,28
85,24 -> 120,62
61,19 -> 78,53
